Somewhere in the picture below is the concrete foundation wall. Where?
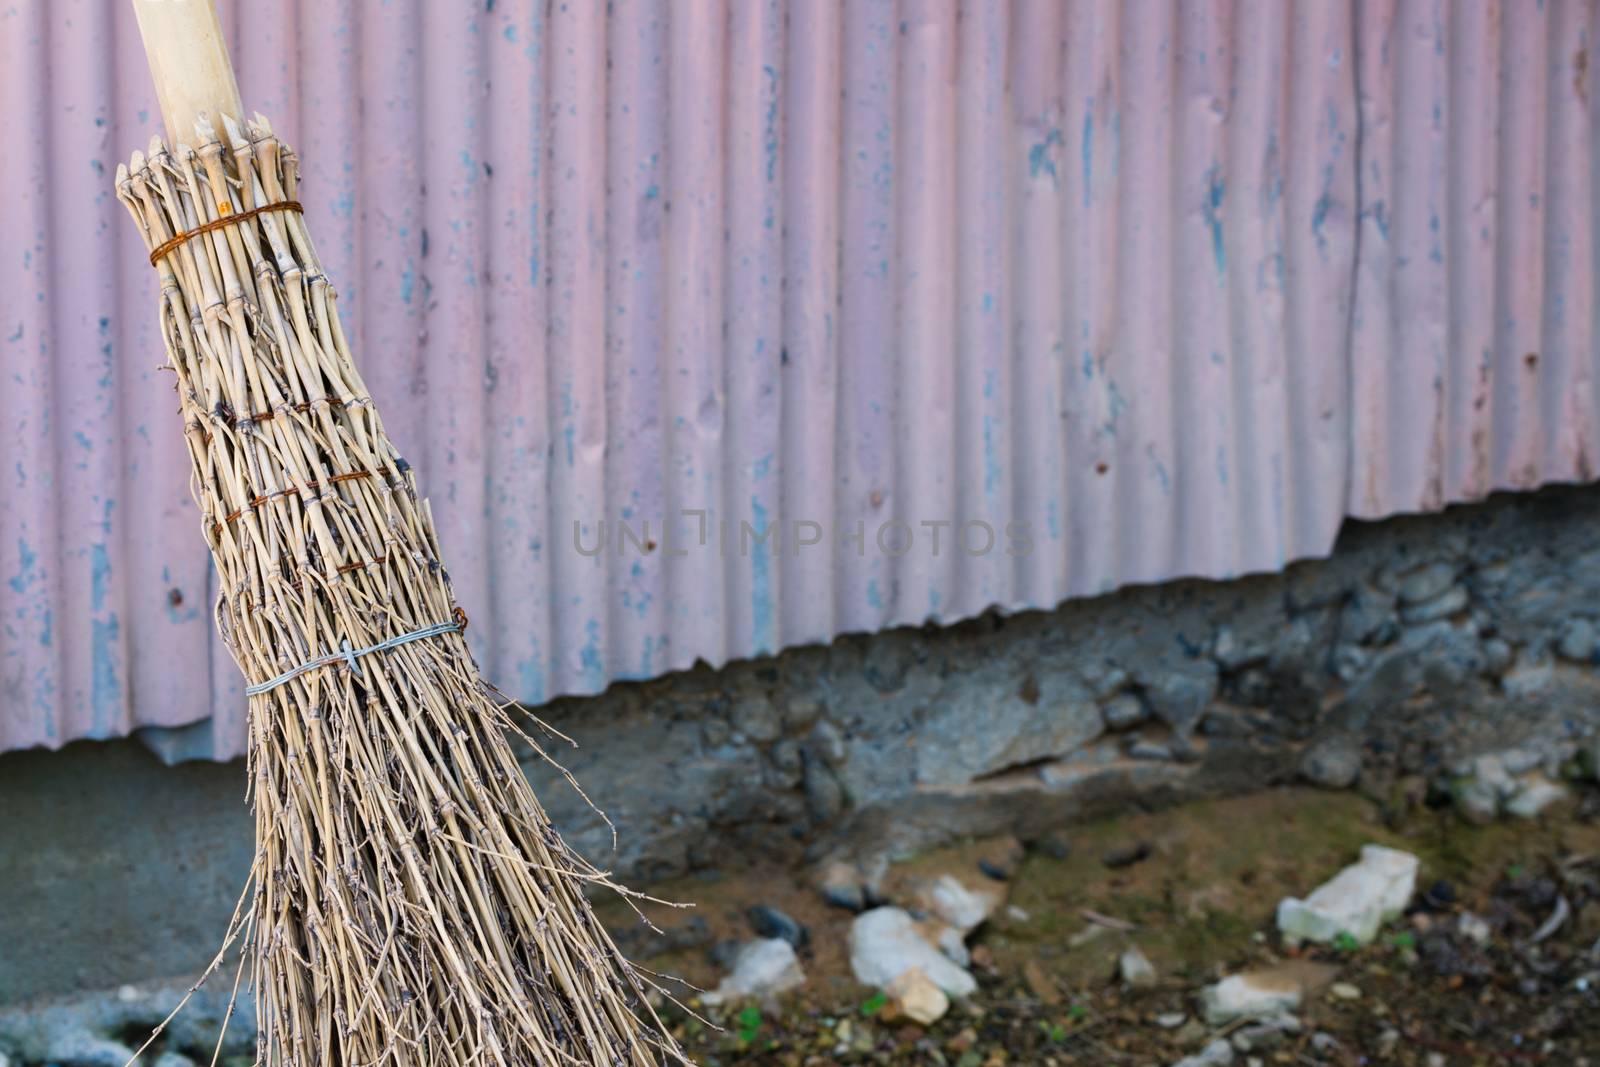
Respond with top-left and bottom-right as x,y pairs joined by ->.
7,485 -> 1600,1004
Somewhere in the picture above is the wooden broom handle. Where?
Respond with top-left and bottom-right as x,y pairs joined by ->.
131,0 -> 244,146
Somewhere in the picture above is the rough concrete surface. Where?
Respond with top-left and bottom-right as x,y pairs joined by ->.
7,484 -> 1600,1008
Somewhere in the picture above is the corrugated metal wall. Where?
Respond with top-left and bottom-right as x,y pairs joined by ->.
2,1 -> 1596,760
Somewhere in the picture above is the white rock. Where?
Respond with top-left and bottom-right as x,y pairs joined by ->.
1201,972 -> 1306,1025
882,968 -> 950,1026
1329,982 -> 1361,1001
703,938 -> 805,1004
1119,946 -> 1157,988
934,924 -> 970,967
1171,1039 -> 1236,1067
1276,844 -> 1419,945
1457,912 -> 1491,945
919,874 -> 1002,934
1504,774 -> 1568,819
849,907 -> 978,997
1153,1011 -> 1188,1029
43,1031 -> 136,1067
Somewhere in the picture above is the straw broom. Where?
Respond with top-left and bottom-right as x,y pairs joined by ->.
113,2 -> 690,1064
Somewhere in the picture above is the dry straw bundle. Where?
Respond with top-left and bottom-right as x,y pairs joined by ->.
113,6 -> 688,1065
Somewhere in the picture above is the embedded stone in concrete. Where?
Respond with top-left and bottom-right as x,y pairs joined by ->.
849,907 -> 977,997
1277,845 -> 1419,946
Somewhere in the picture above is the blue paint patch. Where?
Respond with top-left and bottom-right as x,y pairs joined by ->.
1081,108 -> 1093,206
9,538 -> 37,594
503,24 -> 517,41
1029,128 -> 1064,184
982,292 -> 994,314
90,543 -> 111,611
517,654 -> 546,704
399,258 -> 415,303
763,65 -> 781,183
1203,165 -> 1226,282
750,497 -> 773,652
579,618 -> 603,688
1311,192 -> 1332,251
1147,445 -> 1171,495
866,579 -> 883,612
91,616 -> 121,735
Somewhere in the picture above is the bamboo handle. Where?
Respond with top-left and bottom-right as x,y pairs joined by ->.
131,0 -> 243,146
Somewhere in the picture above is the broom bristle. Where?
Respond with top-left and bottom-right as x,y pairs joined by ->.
115,114 -> 690,1067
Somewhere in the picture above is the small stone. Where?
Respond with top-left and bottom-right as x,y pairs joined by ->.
1503,774 -> 1568,819
809,720 -> 847,765
1101,693 -> 1149,731
1457,912 -> 1491,945
746,904 -> 808,949
1230,1023 -> 1286,1053
703,938 -> 806,1004
1483,637 -> 1515,674
1426,1053 -> 1447,1067
918,874 -> 1003,934
1277,844 -> 1419,945
781,696 -> 823,731
1502,649 -> 1554,697
947,1027 -> 978,1053
1119,946 -> 1157,988
1556,618 -> 1598,662
1299,735 -> 1362,789
1401,585 -> 1468,624
850,907 -> 978,997
1127,740 -> 1173,761
1200,964 -> 1334,1025
802,752 -> 847,821
1377,1028 -> 1400,1057
1171,1039 -> 1236,1067
1102,841 -> 1153,869
882,967 -> 950,1026
816,861 -> 866,912
44,1031 -> 138,1067
1144,668 -> 1219,738
978,836 -> 1025,880
1398,562 -> 1457,605
1328,982 -> 1361,1001
729,695 -> 782,743
1004,904 -> 1030,923
1154,1012 -> 1188,1030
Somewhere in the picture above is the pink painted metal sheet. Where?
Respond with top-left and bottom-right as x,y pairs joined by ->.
1,0 -> 1595,759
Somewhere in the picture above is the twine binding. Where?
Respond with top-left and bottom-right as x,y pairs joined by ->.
148,199 -> 304,266
245,613 -> 465,696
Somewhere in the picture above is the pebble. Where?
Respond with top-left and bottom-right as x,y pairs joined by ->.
1127,740 -> 1174,761
1119,946 -> 1157,988
1102,841 -> 1153,869
1398,562 -> 1457,605
1101,693 -> 1149,731
746,904 -> 808,949
1299,735 -> 1363,789
881,967 -> 950,1026
816,861 -> 866,913
1377,1028 -> 1400,1057
1230,1022 -> 1287,1053
978,837 -> 1024,881
1504,774 -> 1568,819
1457,912 -> 1491,944
1154,1012 -> 1188,1029
1277,844 -> 1419,945
1201,964 -> 1333,1025
1310,1033 -> 1340,1053
919,874 -> 1003,935
849,907 -> 978,996
702,938 -> 805,1004
1556,618 -> 1597,662
1170,1039 -> 1236,1067
1401,584 -> 1468,623
1329,982 -> 1361,1001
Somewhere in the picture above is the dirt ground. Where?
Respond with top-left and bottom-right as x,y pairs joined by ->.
605,782 -> 1600,1066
